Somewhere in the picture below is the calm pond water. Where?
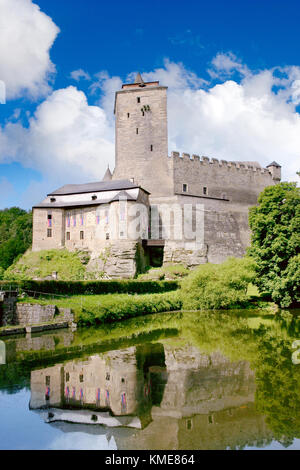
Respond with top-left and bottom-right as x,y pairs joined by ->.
0,310 -> 300,450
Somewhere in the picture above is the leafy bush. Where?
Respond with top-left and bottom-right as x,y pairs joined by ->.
180,257 -> 256,310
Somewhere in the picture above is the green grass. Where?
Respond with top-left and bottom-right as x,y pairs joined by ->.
18,291 -> 183,326
4,249 -> 87,281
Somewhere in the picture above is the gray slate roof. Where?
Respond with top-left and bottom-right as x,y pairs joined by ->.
33,190 -> 140,209
47,179 -> 148,196
266,161 -> 281,168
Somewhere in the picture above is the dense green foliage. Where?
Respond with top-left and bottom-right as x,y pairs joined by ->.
248,182 -> 300,307
0,207 -> 32,272
19,291 -> 182,325
0,278 -> 179,295
180,257 -> 256,310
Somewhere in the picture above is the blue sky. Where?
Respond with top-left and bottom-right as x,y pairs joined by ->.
0,0 -> 300,210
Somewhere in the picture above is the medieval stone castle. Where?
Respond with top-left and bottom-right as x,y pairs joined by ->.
32,73 -> 281,278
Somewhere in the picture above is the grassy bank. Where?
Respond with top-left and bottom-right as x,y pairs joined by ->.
18,291 -> 183,326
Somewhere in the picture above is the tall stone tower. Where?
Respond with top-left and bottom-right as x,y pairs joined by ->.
113,73 -> 173,196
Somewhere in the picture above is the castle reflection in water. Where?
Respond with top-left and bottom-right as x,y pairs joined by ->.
29,342 -> 273,450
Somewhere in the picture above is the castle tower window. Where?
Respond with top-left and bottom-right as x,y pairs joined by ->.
47,213 -> 52,227
203,187 -> 207,195
106,372 -> 110,381
150,145 -> 153,151
182,184 -> 188,193
66,372 -> 70,382
137,97 -> 140,103
136,128 -> 138,134
47,229 -> 52,238
106,233 -> 110,240
127,113 -> 130,118
66,232 -> 70,240
79,374 -> 84,383
80,231 -> 84,240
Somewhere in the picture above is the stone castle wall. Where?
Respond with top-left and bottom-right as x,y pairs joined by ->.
170,151 -> 276,204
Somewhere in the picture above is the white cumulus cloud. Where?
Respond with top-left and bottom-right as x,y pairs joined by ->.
0,86 -> 115,190
0,0 -> 59,100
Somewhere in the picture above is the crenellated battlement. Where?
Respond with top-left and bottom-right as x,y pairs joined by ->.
169,151 -> 271,175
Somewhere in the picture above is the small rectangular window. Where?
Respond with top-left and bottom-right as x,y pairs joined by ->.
106,372 -> 110,381
127,113 -> 130,118
45,376 -> 50,386
136,128 -> 138,134
80,231 -> 84,240
79,374 -> 84,383
203,187 -> 207,195
47,229 -> 52,238
137,97 -> 140,103
66,232 -> 70,240
106,233 -> 110,240
150,145 -> 153,151
66,372 -> 70,382
182,184 -> 187,193
47,213 -> 52,227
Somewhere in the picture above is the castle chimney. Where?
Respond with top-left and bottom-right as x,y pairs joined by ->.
266,161 -> 281,182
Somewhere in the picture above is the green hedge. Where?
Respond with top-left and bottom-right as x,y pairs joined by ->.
76,292 -> 183,326
0,279 -> 179,296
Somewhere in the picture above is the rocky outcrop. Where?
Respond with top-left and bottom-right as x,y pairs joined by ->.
87,241 -> 147,279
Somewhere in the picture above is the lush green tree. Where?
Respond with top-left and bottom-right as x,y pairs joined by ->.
248,182 -> 300,307
0,207 -> 32,271
180,257 -> 256,310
